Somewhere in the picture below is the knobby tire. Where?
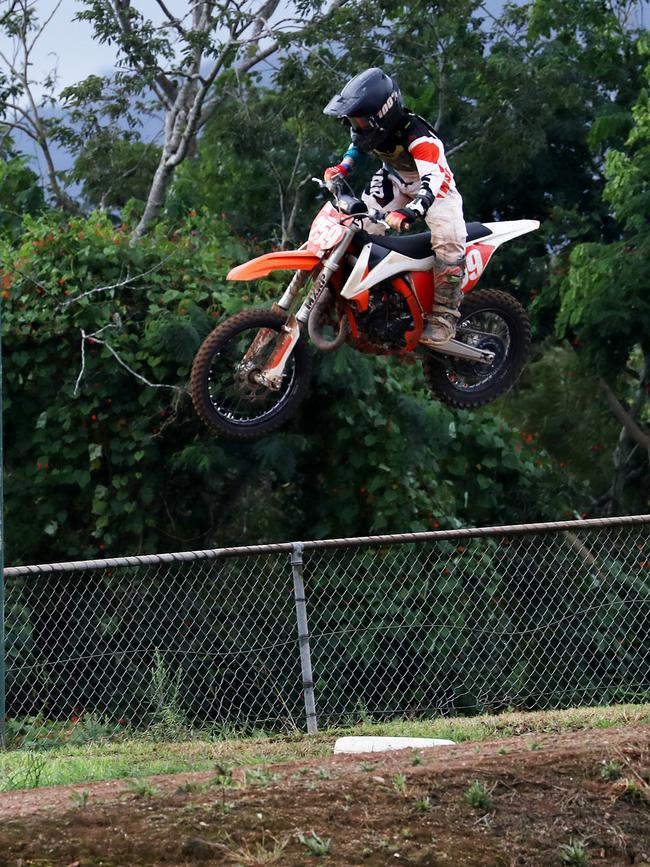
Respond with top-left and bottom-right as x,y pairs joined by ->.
422,288 -> 531,409
191,309 -> 311,440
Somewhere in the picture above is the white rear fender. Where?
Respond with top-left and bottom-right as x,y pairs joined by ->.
479,220 -> 540,249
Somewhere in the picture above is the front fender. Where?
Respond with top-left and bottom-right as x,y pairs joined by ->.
228,250 -> 320,281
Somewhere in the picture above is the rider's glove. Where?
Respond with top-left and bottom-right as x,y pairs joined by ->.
386,208 -> 417,232
324,164 -> 350,184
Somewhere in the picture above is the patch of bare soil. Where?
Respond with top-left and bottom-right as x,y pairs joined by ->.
0,724 -> 648,866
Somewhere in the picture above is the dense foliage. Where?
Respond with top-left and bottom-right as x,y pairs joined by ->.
2,0 -> 649,735
1,208 -> 578,564
1,0 -> 648,566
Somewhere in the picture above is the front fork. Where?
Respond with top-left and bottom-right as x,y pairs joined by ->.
248,315 -> 301,391
247,228 -> 355,390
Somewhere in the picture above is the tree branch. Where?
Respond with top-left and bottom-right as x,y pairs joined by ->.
0,0 -> 20,27
249,0 -> 281,44
135,0 -> 352,236
153,0 -> 188,38
599,378 -> 650,463
109,0 -> 176,104
478,0 -> 530,53
1,1 -> 76,209
434,43 -> 445,131
59,251 -> 178,309
447,140 -> 468,156
74,324 -> 185,396
26,0 -> 62,57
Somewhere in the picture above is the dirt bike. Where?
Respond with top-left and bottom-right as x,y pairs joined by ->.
190,179 -> 539,439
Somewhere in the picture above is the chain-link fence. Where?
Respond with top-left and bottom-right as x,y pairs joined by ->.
2,515 -> 649,746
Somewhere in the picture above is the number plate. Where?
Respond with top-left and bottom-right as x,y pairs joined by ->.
306,202 -> 347,254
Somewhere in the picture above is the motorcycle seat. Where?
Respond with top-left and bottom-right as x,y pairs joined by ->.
364,222 -> 493,259
466,222 -> 493,242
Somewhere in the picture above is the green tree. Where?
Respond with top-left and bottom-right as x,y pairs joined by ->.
70,131 -> 161,211
0,204 -> 581,565
0,209 -> 293,563
69,0 -> 354,237
0,147 -> 44,238
0,1 -> 355,229
249,345 -> 581,540
171,76 -> 339,247
5,0 -> 645,567
550,46 -> 650,514
499,344 -> 620,507
0,0 -> 77,210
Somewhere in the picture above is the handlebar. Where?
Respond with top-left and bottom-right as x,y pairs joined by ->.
311,176 -> 330,191
311,177 -> 388,228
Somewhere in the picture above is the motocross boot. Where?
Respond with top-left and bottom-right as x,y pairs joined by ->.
419,257 -> 466,346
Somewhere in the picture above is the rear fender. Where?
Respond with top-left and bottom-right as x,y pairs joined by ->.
228,251 -> 321,281
461,220 -> 540,292
461,243 -> 497,293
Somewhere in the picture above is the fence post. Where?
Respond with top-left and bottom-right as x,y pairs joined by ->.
291,543 -> 317,733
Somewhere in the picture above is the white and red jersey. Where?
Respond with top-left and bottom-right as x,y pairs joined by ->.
342,112 -> 458,204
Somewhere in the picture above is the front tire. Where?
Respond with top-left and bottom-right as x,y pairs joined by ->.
191,309 -> 311,439
422,288 -> 531,409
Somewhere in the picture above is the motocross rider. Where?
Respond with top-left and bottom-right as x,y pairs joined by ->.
323,68 -> 466,345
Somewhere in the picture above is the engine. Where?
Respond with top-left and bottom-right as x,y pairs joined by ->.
355,282 -> 414,347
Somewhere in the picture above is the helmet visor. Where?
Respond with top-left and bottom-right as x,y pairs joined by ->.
347,115 -> 375,132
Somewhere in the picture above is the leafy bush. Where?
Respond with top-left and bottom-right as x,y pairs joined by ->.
1,208 -> 267,562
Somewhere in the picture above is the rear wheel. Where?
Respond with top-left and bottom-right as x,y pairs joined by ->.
191,309 -> 311,439
422,288 -> 530,409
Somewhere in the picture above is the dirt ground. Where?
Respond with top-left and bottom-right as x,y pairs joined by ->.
0,724 -> 648,867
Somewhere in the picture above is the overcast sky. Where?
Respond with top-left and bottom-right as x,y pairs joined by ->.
4,0 -> 555,98
2,0 -> 167,96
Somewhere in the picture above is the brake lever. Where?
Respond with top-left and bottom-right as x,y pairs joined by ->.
312,175 -> 346,192
366,208 -> 390,230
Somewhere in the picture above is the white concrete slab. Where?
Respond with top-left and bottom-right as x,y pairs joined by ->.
333,735 -> 456,754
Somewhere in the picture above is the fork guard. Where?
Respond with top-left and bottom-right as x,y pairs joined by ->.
228,251 -> 321,281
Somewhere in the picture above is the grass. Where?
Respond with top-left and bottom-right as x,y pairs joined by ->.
296,830 -> 331,856
125,779 -> 157,798
413,795 -> 433,812
220,833 -> 289,865
1,703 -> 648,793
600,759 -> 622,781
558,840 -> 589,865
464,780 -> 492,810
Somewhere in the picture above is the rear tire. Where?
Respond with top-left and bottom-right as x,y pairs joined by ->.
422,288 -> 531,409
191,309 -> 311,439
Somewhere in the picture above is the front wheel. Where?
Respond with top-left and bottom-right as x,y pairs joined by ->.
190,309 -> 311,439
422,288 -> 531,409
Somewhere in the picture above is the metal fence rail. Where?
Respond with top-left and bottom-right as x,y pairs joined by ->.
2,515 -> 649,746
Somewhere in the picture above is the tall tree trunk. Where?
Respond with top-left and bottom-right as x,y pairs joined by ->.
125,0 -> 349,238
132,151 -> 177,239
598,352 -> 650,515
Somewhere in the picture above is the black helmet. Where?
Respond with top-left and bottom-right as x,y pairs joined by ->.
323,68 -> 405,151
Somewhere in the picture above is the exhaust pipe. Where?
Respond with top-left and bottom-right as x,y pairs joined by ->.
307,287 -> 349,351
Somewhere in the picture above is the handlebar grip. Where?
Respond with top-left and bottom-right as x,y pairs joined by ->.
327,176 -> 346,192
